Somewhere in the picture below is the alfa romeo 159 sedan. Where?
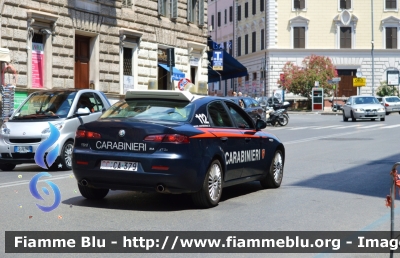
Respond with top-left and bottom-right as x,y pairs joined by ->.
72,90 -> 285,208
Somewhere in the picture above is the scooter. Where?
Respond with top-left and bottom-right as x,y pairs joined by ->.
265,106 -> 289,126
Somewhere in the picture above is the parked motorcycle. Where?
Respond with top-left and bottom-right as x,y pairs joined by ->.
265,105 -> 289,126
328,99 -> 343,112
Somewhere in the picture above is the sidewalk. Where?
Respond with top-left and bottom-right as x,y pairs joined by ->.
287,108 -> 341,115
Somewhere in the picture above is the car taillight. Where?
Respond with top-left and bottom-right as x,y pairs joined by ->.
76,130 -> 101,139
385,103 -> 389,106
144,134 -> 189,144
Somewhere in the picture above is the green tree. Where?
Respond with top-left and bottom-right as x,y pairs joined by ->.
278,55 -> 337,101
376,81 -> 399,96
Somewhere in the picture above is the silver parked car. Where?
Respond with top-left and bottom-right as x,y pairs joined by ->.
0,89 -> 111,171
380,96 -> 400,115
342,95 -> 385,122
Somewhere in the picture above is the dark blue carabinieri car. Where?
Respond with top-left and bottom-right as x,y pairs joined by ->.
72,90 -> 285,208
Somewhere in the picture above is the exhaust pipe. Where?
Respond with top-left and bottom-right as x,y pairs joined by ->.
156,184 -> 165,192
81,179 -> 88,186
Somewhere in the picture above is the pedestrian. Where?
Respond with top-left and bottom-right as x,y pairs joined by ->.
233,92 -> 237,96
238,92 -> 243,96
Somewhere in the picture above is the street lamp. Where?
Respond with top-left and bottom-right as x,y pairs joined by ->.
371,0 -> 375,96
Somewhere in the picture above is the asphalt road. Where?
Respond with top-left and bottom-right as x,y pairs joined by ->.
1,113 -> 400,258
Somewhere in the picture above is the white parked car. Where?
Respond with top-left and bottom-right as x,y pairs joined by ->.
342,95 -> 385,122
379,96 -> 400,115
0,89 -> 111,171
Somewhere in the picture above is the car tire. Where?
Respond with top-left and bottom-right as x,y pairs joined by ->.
0,164 -> 16,171
278,115 -> 288,126
351,111 -> 356,122
78,184 -> 109,199
260,149 -> 284,189
59,141 -> 74,170
386,112 -> 390,115
192,160 -> 222,208
380,117 -> 385,121
342,111 -> 348,122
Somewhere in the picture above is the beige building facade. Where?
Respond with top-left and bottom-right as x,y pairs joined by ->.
269,0 -> 400,98
0,0 -> 208,103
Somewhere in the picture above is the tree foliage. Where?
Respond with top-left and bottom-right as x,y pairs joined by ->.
278,55 -> 337,100
376,81 -> 399,96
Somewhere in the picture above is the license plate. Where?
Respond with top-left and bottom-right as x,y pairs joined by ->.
14,146 -> 32,153
392,108 -> 399,111
366,112 -> 376,115
100,160 -> 138,171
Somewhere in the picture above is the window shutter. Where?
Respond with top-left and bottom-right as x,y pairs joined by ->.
237,37 -> 241,56
260,0 -> 264,12
199,0 -> 204,25
294,28 -> 299,48
171,0 -> 178,19
252,31 -> 256,52
252,0 -> 256,15
245,34 -> 248,54
299,0 -> 305,9
158,0 -> 164,15
261,29 -> 264,50
340,27 -> 351,48
237,5 -> 241,21
299,27 -> 305,48
229,6 -> 232,22
294,0 -> 299,9
127,0 -> 132,7
245,2 -> 248,18
340,0 -> 346,9
187,0 -> 192,22
393,28 -> 398,49
346,0 -> 351,9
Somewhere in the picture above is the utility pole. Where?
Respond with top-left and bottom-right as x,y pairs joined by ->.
371,0 -> 375,96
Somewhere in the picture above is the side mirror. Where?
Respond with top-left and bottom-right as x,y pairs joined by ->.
102,107 -> 107,114
75,108 -> 90,116
255,119 -> 267,130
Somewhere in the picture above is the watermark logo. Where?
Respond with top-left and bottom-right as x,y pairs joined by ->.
34,122 -> 60,169
29,172 -> 61,212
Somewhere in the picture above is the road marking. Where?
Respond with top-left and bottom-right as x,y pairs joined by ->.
381,124 -> 400,129
312,125 -> 342,130
358,124 -> 384,129
0,174 -> 72,188
331,125 -> 361,129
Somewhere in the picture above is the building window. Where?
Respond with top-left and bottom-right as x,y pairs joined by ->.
386,27 -> 398,49
123,47 -> 133,76
340,27 -> 352,48
158,0 -> 169,16
252,31 -> 256,52
245,34 -> 248,54
252,0 -> 256,15
218,12 -> 221,27
245,2 -> 248,18
224,9 -> 227,24
339,0 -> 351,9
237,37 -> 241,56
293,0 -> 305,9
237,5 -> 241,21
385,0 -> 397,9
122,0 -> 133,8
229,6 -> 233,22
293,27 -> 305,48
253,72 -> 257,80
229,40 -> 233,55
245,74 -> 249,81
261,29 -> 265,50
260,71 -> 265,79
187,0 -> 204,25
211,15 -> 214,30
260,0 -> 264,12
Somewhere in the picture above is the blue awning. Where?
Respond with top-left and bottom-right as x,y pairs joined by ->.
207,38 -> 248,83
158,64 -> 185,81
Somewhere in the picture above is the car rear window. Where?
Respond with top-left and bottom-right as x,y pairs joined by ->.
100,99 -> 194,122
386,97 -> 400,102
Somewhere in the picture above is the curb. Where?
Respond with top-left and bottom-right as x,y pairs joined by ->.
287,111 -> 342,115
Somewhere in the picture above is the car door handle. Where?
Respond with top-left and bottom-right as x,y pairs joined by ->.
220,137 -> 228,142
245,138 -> 251,142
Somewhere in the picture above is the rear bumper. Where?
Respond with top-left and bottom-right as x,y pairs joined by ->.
72,149 -> 206,194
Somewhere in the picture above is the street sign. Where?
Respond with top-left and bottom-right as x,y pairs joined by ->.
353,77 -> 366,87
327,80 -> 334,84
212,51 -> 223,71
332,77 -> 341,82
387,70 -> 399,86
